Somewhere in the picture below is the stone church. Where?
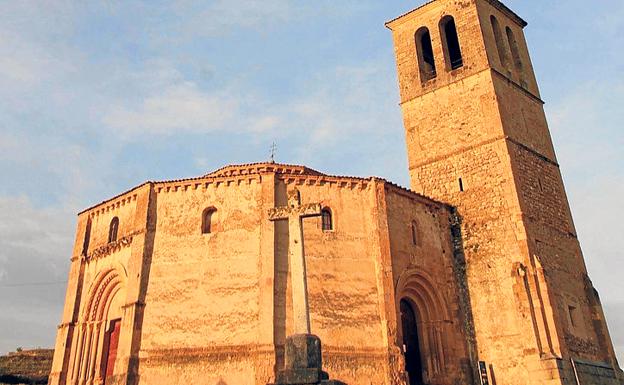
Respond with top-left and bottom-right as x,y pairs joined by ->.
49,1 -> 623,385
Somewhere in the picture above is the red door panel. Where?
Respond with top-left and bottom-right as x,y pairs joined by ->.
103,319 -> 121,385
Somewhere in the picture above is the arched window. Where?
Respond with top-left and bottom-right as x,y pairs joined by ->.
440,16 -> 463,70
490,15 -> 509,68
321,208 -> 333,232
82,218 -> 92,256
411,221 -> 419,246
108,217 -> 119,243
506,26 -> 523,72
202,207 -> 216,234
415,27 -> 437,82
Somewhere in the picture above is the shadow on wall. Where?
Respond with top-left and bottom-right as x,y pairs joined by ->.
449,209 -> 481,384
273,180 -> 289,374
127,187 -> 158,385
0,374 -> 48,384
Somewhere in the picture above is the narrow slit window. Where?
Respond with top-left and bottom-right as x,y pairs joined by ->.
568,305 -> 578,328
82,218 -> 92,256
415,27 -> 437,82
440,16 -> 463,70
108,217 -> 119,243
202,207 -> 216,234
506,26 -> 523,72
321,208 -> 333,232
459,178 -> 464,192
490,15 -> 509,68
411,221 -> 419,246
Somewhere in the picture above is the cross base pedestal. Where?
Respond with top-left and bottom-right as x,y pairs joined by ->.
271,334 -> 346,385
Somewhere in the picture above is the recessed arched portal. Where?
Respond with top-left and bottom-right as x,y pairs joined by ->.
401,298 -> 425,385
69,267 -> 127,385
396,270 -> 451,385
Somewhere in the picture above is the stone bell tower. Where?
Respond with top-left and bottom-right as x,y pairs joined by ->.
387,1 -> 623,384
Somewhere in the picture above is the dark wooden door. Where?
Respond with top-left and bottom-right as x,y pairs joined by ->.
401,299 -> 425,385
102,319 -> 121,385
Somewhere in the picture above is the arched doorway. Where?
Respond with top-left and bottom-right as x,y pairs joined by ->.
401,299 -> 425,385
69,268 -> 126,385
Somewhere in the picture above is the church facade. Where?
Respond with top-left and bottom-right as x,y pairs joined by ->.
49,1 -> 623,385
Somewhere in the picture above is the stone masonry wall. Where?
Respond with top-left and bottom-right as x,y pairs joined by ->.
281,178 -> 388,385
138,177 -> 265,385
384,188 -> 474,385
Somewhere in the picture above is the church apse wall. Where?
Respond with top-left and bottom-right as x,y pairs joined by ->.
138,177 -> 265,385
281,178 -> 388,384
49,162 -> 479,385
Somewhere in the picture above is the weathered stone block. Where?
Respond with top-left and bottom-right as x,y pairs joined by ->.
276,335 -> 327,385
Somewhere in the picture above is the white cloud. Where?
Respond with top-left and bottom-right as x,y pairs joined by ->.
0,196 -> 74,267
100,59 -> 399,145
249,115 -> 282,133
177,0 -> 294,36
103,81 -> 239,136
0,2 -> 78,91
169,0 -> 371,38
0,195 -> 74,354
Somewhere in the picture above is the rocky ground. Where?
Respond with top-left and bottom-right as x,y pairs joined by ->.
0,349 -> 53,385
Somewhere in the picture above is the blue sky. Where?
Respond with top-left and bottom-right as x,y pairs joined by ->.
0,0 -> 622,364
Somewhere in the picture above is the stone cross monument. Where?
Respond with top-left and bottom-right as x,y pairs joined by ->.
268,188 -> 321,334
268,189 -> 343,385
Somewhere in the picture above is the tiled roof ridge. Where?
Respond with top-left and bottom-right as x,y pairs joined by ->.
204,162 -> 326,178
385,0 -> 436,27
385,0 -> 527,29
78,182 -> 151,215
369,176 -> 451,209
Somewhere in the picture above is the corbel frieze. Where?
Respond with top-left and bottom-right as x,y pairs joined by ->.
86,230 -> 143,261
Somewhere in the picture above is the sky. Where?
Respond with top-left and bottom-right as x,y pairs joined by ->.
0,0 -> 622,365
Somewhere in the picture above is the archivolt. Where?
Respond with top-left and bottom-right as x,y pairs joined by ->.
69,265 -> 128,384
396,270 -> 450,323
83,266 -> 127,322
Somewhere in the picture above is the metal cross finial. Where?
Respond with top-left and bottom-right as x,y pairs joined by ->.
269,142 -> 277,163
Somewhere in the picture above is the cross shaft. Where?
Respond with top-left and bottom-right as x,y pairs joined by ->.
268,189 -> 322,335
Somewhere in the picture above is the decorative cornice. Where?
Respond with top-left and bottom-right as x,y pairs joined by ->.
57,322 -> 76,330
77,163 -> 451,225
485,0 -> 528,27
122,301 -> 145,309
205,162 -> 325,178
79,184 -> 147,215
86,230 -> 143,261
385,0 -> 527,30
491,68 -> 543,104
